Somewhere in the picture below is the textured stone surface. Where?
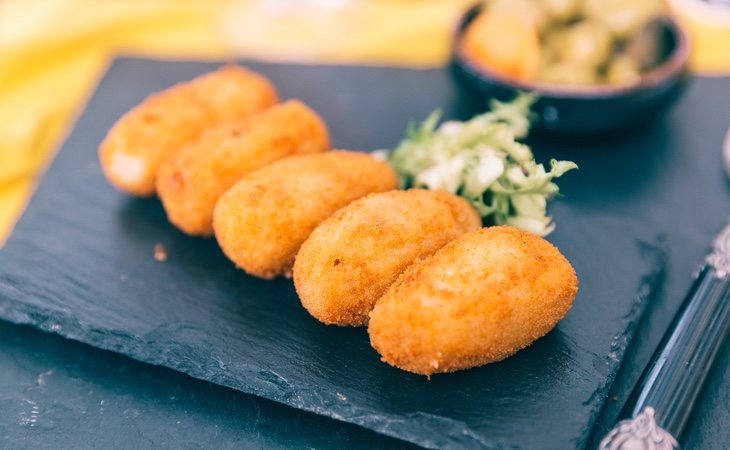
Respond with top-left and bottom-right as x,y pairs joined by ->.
0,321 -> 415,450
0,59 -> 727,449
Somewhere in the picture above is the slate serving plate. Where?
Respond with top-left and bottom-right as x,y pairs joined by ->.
0,58 -> 708,450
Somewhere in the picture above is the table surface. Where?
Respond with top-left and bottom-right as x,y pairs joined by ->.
0,317 -> 727,449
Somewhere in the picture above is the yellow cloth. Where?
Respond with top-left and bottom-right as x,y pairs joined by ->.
0,0 -> 228,244
1,0 -> 728,244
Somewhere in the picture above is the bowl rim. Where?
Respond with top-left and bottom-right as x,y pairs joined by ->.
453,3 -> 690,99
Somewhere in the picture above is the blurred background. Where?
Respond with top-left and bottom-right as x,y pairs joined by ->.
1,0 -> 729,244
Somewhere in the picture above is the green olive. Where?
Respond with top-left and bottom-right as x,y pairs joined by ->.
539,29 -> 566,71
540,0 -> 580,22
553,19 -> 613,68
487,0 -> 549,32
582,0 -> 664,40
538,61 -> 600,85
625,20 -> 666,71
606,55 -> 642,85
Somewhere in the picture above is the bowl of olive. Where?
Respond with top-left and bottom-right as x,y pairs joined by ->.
452,0 -> 690,135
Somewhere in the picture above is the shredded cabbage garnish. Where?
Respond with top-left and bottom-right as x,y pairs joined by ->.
386,94 -> 577,236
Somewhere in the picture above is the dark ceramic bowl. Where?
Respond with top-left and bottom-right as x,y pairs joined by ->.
452,4 -> 690,136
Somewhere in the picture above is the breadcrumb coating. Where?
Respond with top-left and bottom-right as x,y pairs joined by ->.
99,65 -> 278,196
368,226 -> 578,376
213,151 -> 398,279
157,100 -> 329,236
294,190 -> 481,326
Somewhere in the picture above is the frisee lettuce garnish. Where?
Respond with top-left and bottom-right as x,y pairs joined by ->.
384,94 -> 577,236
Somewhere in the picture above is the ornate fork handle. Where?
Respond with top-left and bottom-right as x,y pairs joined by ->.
599,222 -> 730,449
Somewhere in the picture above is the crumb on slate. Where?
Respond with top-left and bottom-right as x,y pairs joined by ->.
154,243 -> 168,262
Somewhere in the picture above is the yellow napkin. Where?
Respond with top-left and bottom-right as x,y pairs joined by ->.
667,0 -> 730,76
1,0 -> 728,244
0,0 -> 228,243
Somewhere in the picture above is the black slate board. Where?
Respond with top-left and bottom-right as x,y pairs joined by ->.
0,58 -> 700,449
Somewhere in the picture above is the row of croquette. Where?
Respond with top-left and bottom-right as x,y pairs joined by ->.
99,66 -> 578,375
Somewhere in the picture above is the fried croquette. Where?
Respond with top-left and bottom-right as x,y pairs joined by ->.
293,190 -> 481,326
99,65 -> 278,196
213,151 -> 398,279
368,226 -> 578,376
157,100 -> 330,236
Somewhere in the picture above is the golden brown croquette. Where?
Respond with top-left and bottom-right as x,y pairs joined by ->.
213,151 -> 398,279
99,65 -> 278,196
294,190 -> 481,326
157,100 -> 330,236
368,226 -> 578,376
